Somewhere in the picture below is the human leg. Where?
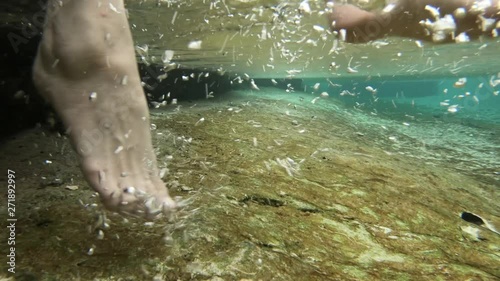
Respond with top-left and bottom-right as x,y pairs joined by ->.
33,0 -> 175,219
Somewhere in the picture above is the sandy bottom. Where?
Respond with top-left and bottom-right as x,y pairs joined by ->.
0,87 -> 499,280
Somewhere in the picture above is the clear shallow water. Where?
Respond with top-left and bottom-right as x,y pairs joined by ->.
1,1 -> 499,280
129,0 -> 500,124
126,1 -> 500,280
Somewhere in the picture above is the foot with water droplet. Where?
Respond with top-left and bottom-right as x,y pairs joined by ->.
33,0 -> 175,219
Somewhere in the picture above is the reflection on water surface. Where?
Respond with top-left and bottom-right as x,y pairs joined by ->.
128,0 -> 500,78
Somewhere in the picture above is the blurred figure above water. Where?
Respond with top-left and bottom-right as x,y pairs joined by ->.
326,0 -> 500,42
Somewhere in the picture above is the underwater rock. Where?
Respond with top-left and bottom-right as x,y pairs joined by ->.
460,211 -> 500,235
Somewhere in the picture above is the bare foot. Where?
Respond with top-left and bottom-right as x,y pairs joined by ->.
33,0 -> 175,219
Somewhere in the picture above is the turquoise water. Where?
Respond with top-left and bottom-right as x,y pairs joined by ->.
303,75 -> 500,124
